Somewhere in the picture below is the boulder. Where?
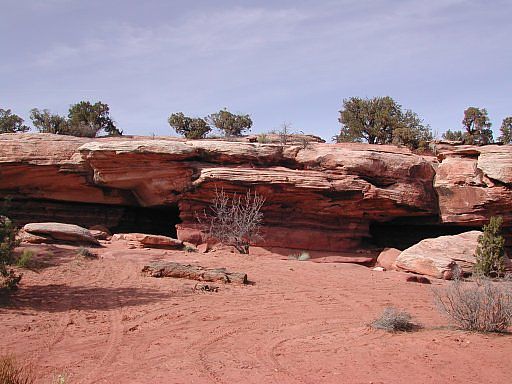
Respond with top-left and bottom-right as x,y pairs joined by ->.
23,222 -> 99,245
376,248 -> 401,271
112,233 -> 183,249
17,230 -> 48,244
89,225 -> 111,240
395,231 -> 482,279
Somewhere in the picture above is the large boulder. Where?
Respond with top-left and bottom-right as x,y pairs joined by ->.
23,222 -> 99,245
376,248 -> 401,271
395,231 -> 483,279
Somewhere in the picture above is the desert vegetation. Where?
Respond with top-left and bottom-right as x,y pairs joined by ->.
0,109 -> 30,134
433,276 -> 512,333
168,112 -> 211,139
31,101 -> 122,137
0,355 -> 34,384
335,96 -> 433,150
474,216 -> 507,277
371,307 -> 419,332
0,216 -> 22,292
168,108 -> 252,139
198,189 -> 265,254
0,101 -> 121,137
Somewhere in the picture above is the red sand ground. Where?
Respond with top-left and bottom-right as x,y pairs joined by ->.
1,242 -> 511,384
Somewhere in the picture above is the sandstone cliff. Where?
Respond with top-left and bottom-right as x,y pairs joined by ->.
0,134 -> 510,252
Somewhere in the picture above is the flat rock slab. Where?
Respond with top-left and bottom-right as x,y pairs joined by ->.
112,233 -> 183,249
310,256 -> 374,265
142,262 -> 248,284
23,222 -> 99,245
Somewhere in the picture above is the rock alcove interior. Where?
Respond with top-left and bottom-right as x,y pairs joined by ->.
2,198 -> 181,238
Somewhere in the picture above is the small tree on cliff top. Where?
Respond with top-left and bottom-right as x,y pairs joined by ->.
208,109 -> 252,137
30,108 -> 70,135
336,96 -> 432,149
168,112 -> 211,139
499,117 -> 512,144
0,108 -> 30,133
68,101 -> 122,137
462,107 -> 493,145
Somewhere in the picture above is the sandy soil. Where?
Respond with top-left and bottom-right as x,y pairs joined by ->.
1,241 -> 511,384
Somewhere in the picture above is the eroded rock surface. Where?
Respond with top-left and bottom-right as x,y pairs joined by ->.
1,134 -> 511,253
395,231 -> 482,279
22,222 -> 99,245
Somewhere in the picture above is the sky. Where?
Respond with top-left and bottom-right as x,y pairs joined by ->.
1,0 -> 511,140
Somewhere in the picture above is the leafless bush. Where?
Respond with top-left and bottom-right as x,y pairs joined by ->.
198,189 -> 265,254
433,276 -> 512,332
371,307 -> 419,332
0,355 -> 34,384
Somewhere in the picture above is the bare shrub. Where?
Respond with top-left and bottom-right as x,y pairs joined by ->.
198,189 -> 265,254
433,276 -> 512,332
0,355 -> 34,384
371,307 -> 419,332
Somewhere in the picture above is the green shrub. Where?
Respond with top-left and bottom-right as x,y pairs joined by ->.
0,216 -> 22,292
474,216 -> 506,277
15,250 -> 33,268
257,133 -> 269,144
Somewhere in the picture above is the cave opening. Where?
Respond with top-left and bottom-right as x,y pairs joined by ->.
369,219 -> 480,251
111,205 -> 181,237
1,199 -> 182,238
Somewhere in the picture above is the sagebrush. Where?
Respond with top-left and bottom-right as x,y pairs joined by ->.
433,276 -> 512,332
371,307 -> 419,332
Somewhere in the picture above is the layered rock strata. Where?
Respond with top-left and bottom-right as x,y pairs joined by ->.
1,134 -> 510,253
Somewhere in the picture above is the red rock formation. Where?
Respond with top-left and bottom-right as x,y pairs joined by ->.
1,133 -> 510,254
434,142 -> 512,247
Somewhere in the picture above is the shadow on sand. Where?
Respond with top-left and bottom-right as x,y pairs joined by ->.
2,283 -> 191,312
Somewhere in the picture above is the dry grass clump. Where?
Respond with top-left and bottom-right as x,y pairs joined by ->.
76,246 -> 97,259
433,276 -> 512,333
371,307 -> 419,332
0,355 -> 34,384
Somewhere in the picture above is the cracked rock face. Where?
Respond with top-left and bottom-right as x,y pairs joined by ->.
0,134 -> 510,252
434,144 -> 512,231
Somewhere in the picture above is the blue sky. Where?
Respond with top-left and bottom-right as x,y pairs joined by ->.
1,0 -> 511,140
